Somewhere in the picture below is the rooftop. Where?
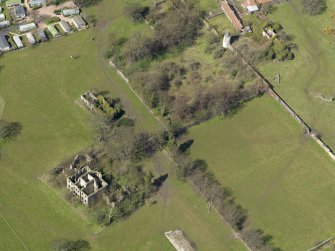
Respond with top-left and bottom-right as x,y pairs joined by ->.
220,0 -> 243,31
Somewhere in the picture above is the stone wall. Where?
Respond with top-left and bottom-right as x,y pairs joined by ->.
109,60 -> 129,83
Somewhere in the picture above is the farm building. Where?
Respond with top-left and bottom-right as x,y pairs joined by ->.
242,0 -> 259,12
26,32 -> 36,45
0,20 -> 10,28
5,0 -> 22,7
220,0 -> 243,31
0,13 -> 5,21
72,16 -> 86,30
19,23 -> 36,32
0,35 -> 10,51
13,35 -> 23,48
59,20 -> 71,33
48,25 -> 60,38
37,29 -> 47,41
14,5 -> 25,20
29,0 -> 46,7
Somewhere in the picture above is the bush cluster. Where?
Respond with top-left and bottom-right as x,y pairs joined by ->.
302,0 -> 327,16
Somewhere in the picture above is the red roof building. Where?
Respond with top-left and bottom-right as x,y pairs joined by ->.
220,0 -> 243,31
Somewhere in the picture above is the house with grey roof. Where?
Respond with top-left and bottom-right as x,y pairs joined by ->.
0,35 -> 10,52
37,29 -> 47,41
59,20 -> 71,33
62,8 -> 80,17
72,16 -> 86,30
29,0 -> 46,7
14,5 -> 25,20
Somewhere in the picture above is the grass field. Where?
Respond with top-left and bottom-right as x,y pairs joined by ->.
189,95 -> 335,250
0,0 -> 247,250
260,0 -> 335,149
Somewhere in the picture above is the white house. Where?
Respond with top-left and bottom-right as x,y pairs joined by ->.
19,23 -> 36,32
26,32 -> 36,45
0,20 -> 10,28
62,8 -> 80,17
29,0 -> 46,7
13,35 -> 23,48
242,0 -> 259,13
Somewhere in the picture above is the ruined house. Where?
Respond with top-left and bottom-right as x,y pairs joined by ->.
65,154 -> 108,206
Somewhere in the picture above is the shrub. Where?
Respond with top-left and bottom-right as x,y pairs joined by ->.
124,3 -> 149,22
51,239 -> 90,251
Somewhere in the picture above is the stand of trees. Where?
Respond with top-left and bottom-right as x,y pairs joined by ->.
302,0 -> 327,16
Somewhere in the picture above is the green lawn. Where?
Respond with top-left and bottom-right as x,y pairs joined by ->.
198,0 -> 219,12
0,0 -> 246,250
189,95 -> 335,250
259,0 -> 335,149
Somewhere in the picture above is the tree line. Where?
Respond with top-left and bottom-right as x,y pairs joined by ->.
167,135 -> 282,251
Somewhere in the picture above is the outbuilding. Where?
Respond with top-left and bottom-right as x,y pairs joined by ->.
72,16 -> 86,30
26,32 -> 36,45
19,22 -> 36,32
0,35 -> 10,51
59,20 -> 71,33
13,35 -> 23,48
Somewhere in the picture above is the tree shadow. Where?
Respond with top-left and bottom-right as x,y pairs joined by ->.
178,139 -> 194,153
0,121 -> 22,141
153,173 -> 168,188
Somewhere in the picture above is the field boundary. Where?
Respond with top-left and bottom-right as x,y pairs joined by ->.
228,44 -> 335,162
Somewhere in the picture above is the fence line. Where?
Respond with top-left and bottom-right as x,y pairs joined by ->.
307,237 -> 333,251
228,45 -> 335,162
